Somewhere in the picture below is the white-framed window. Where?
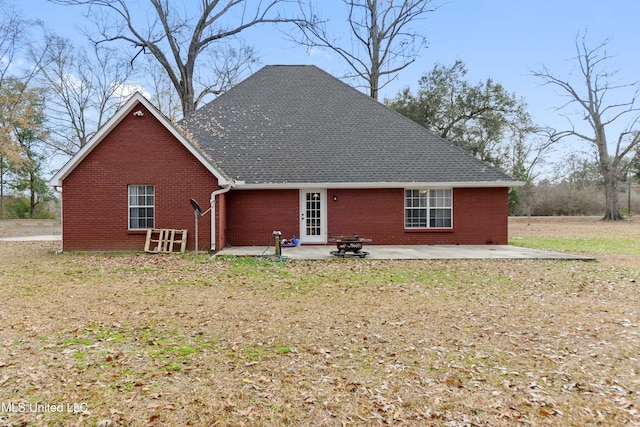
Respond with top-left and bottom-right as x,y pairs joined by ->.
404,188 -> 452,228
128,185 -> 155,229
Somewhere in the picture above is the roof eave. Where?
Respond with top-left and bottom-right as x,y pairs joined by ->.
49,92 -> 230,188
233,181 -> 525,190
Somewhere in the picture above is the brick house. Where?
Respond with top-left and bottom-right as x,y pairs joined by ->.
50,65 -> 521,252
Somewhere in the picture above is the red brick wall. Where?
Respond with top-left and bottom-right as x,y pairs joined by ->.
225,190 -> 300,246
61,103 -> 220,251
326,188 -> 508,245
224,187 -> 509,246
450,187 -> 509,245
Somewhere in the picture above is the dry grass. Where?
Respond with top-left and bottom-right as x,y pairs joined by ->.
0,220 -> 60,239
0,218 -> 639,426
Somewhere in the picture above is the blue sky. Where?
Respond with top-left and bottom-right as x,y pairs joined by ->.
22,0 -> 640,176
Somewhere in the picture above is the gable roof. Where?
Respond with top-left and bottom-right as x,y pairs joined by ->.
180,65 -> 520,188
49,93 -> 231,188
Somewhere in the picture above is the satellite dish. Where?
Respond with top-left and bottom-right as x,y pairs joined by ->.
190,198 -> 202,215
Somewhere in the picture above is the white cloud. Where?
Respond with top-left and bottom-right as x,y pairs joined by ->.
307,47 -> 333,61
113,82 -> 150,101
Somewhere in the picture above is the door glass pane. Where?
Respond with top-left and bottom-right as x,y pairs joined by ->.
306,192 -> 321,236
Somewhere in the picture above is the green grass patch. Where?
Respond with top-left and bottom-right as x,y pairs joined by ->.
85,324 -> 129,343
510,236 -> 640,255
242,343 -> 295,360
64,337 -> 94,346
244,345 -> 270,361
274,343 -> 295,354
72,350 -> 88,359
179,345 -> 198,356
167,363 -> 183,372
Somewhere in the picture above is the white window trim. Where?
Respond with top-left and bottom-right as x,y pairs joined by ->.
404,188 -> 453,229
128,184 -> 155,230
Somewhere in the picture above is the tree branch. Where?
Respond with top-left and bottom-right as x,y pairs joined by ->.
51,0 -> 310,116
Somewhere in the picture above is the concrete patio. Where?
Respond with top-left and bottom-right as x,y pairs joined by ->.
0,234 -> 594,261
216,244 -> 594,261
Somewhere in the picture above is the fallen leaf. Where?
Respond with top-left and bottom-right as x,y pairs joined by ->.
539,408 -> 555,416
235,406 -> 256,417
499,407 -> 522,419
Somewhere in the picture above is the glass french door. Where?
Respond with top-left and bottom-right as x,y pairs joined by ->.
299,190 -> 326,243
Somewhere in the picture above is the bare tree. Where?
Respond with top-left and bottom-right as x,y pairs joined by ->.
508,126 -> 558,183
534,35 -> 640,220
51,0 -> 307,117
0,4 -> 23,85
143,57 -> 183,123
34,34 -> 133,156
294,0 -> 436,100
508,127 -> 557,221
141,42 -> 258,122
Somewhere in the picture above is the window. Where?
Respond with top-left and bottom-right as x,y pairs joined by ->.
404,189 -> 452,228
128,185 -> 154,229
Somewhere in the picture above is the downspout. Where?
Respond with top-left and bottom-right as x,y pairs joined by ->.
210,185 -> 232,252
53,186 -> 63,254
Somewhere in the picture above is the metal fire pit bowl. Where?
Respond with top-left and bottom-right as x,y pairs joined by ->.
328,235 -> 372,258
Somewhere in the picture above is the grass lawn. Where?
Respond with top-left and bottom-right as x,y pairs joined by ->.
509,216 -> 640,262
0,217 -> 639,426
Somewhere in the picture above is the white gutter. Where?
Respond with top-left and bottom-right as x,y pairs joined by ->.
233,180 -> 525,190
210,185 -> 233,252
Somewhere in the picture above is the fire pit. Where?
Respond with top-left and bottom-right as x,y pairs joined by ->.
328,234 -> 372,258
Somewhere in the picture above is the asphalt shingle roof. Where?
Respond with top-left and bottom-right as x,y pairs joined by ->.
180,65 -> 519,186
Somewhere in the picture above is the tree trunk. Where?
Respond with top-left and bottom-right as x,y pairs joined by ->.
181,92 -> 195,118
596,125 -> 623,221
0,156 -> 4,219
368,0 -> 380,100
29,171 -> 36,219
180,81 -> 196,118
178,56 -> 198,117
602,171 -> 622,220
